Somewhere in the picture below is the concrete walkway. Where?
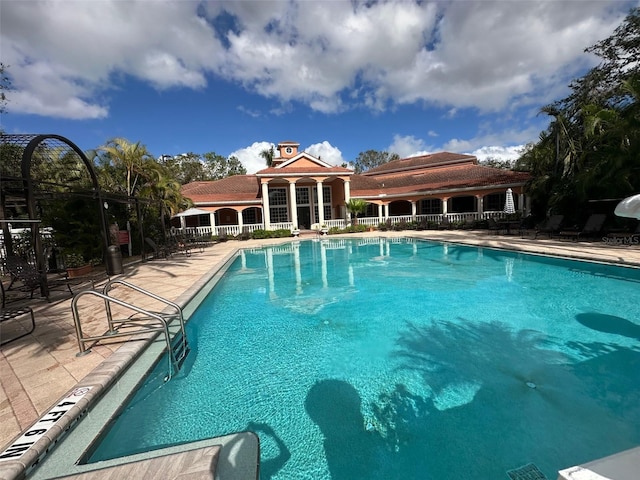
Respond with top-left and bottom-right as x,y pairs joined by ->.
1,230 -> 639,453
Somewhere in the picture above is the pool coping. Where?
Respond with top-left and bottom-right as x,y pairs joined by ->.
1,232 -> 639,479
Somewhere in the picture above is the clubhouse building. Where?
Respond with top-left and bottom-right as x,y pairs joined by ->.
179,141 -> 530,235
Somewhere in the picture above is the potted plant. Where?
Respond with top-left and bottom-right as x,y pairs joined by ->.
320,224 -> 328,235
292,225 -> 300,237
64,251 -> 92,278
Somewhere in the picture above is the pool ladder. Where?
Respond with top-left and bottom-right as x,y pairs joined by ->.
71,279 -> 189,381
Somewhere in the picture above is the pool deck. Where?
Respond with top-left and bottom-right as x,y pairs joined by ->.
1,230 -> 640,478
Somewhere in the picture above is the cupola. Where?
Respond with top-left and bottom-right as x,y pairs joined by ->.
277,141 -> 300,159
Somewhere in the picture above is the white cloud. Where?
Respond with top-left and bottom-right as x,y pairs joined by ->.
387,135 -> 431,158
305,141 -> 345,166
0,0 -> 633,120
229,141 -> 274,174
231,140 -> 345,173
471,145 -> 524,163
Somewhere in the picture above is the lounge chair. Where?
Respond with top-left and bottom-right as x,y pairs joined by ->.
461,216 -> 476,230
559,214 -> 607,241
604,224 -> 640,246
534,215 -> 564,238
1,280 -> 36,346
487,217 -> 502,234
145,237 -> 171,260
437,216 -> 452,230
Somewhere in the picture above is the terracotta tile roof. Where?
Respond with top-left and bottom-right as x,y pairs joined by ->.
181,153 -> 530,204
364,152 -> 476,175
182,175 -> 261,203
351,164 -> 529,197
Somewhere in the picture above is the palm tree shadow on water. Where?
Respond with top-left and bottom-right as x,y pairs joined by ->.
302,318 -> 640,479
374,319 -> 640,479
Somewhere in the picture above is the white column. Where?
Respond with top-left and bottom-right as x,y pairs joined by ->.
384,204 -> 389,219
477,195 -> 484,217
378,204 -> 383,223
289,181 -> 299,228
237,209 -> 244,229
519,193 -> 525,213
441,198 -> 448,215
344,180 -> 351,224
316,181 -> 325,225
294,244 -> 302,294
261,182 -> 271,230
321,241 -> 328,288
266,248 -> 276,299
411,201 -> 417,221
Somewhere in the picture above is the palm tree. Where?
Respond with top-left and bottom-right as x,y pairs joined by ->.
345,198 -> 368,225
99,138 -> 153,198
260,145 -> 275,167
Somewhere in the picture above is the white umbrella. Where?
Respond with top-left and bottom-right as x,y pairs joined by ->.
172,207 -> 211,218
614,194 -> 640,219
503,188 -> 515,214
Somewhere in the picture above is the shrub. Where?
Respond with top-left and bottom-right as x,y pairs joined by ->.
251,229 -> 270,239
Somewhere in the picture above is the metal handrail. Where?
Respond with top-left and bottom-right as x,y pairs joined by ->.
101,279 -> 186,341
71,281 -> 189,381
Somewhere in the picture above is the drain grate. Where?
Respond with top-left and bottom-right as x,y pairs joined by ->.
506,463 -> 548,480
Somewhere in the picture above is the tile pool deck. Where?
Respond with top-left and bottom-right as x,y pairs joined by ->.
1,230 -> 640,478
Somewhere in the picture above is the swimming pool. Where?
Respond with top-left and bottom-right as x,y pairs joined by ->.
46,239 -> 640,478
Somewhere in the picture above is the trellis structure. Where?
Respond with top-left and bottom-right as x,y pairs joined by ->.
0,134 -> 149,298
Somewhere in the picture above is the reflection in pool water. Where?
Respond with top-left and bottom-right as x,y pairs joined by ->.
90,238 -> 640,479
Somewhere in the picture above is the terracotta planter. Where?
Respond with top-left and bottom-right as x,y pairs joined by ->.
66,264 -> 92,279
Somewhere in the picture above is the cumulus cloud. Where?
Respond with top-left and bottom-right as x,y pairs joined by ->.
229,141 -> 275,174
387,135 -> 431,158
1,0 -> 631,120
305,141 -> 345,166
471,145 -> 524,163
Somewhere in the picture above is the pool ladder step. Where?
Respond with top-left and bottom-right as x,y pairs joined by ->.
71,279 -> 190,382
171,331 -> 190,372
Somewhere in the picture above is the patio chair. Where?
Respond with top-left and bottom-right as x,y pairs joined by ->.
145,237 -> 171,260
1,279 -> 35,346
487,217 -> 502,234
168,235 -> 192,257
4,255 -> 72,299
604,221 -> 640,242
559,214 -> 607,241
437,217 -> 452,230
534,215 -> 564,238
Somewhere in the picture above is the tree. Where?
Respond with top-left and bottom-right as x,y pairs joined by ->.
479,157 -> 514,170
203,152 -> 247,179
160,151 -> 247,183
350,150 -> 400,174
517,8 -> 640,219
0,63 -> 10,118
345,198 -> 368,225
260,146 -> 275,167
99,138 -> 153,198
160,153 -> 209,184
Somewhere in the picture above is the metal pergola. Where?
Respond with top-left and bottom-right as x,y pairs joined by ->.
0,134 -> 155,298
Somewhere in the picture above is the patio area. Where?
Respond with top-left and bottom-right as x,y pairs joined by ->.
1,230 -> 640,476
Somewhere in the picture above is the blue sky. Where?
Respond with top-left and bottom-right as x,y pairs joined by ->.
1,0 -> 637,174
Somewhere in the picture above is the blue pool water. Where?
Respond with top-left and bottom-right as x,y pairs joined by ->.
89,238 -> 640,479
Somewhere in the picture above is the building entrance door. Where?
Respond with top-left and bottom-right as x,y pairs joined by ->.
297,206 -> 311,229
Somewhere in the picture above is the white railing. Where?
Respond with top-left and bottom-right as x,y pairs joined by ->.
169,211 -> 514,238
175,224 -> 265,238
